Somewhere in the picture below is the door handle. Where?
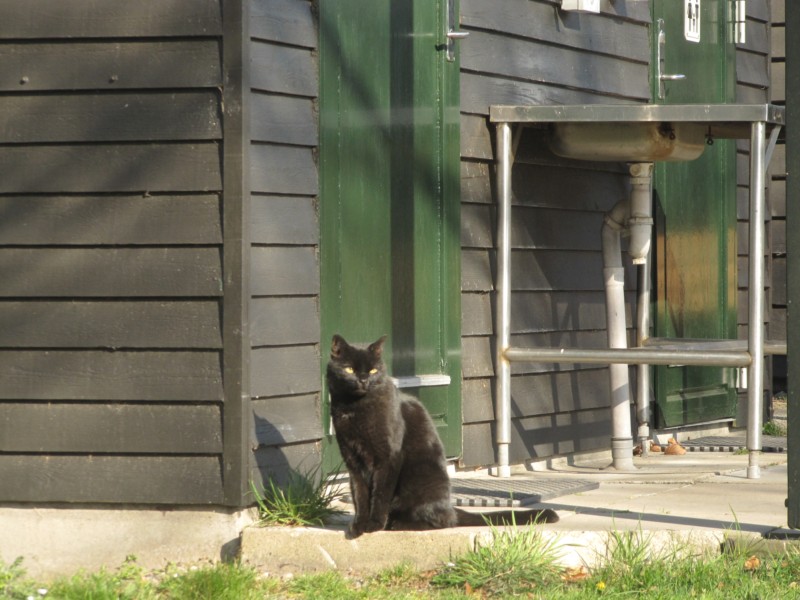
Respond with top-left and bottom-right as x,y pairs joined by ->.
656,18 -> 686,100
445,0 -> 468,62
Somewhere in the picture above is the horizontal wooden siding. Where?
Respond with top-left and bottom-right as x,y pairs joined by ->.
248,0 -> 323,487
0,0 -> 225,504
458,0 -> 651,466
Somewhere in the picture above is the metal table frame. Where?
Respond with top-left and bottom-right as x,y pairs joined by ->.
489,103 -> 785,478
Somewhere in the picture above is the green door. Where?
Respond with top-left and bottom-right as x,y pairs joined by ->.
651,1 -> 738,427
319,0 -> 462,467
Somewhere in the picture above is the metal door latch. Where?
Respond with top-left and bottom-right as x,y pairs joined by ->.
445,0 -> 468,62
656,18 -> 686,100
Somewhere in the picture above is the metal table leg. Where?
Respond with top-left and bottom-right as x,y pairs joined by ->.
747,120 -> 767,479
494,122 -> 512,477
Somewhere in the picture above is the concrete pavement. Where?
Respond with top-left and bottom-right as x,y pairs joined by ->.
240,450 -> 795,575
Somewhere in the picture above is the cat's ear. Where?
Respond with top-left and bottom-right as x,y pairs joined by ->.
331,334 -> 348,358
368,335 -> 388,358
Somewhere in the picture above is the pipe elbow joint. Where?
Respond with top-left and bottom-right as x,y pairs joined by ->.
628,216 -> 653,264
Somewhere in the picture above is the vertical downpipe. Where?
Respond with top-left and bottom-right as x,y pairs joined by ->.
495,122 -> 513,477
636,255 -> 651,453
747,121 -> 766,479
602,213 -> 635,471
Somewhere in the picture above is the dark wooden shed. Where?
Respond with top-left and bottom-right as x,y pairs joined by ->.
0,0 -> 783,508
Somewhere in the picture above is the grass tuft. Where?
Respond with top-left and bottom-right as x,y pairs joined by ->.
0,557 -> 37,600
250,464 -> 345,527
763,419 -> 787,437
431,518 -> 561,596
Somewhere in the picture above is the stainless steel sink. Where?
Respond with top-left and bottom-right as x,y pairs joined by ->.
491,103 -> 785,163
548,121 -> 707,162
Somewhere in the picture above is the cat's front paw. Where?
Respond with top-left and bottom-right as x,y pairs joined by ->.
362,519 -> 385,533
346,518 -> 384,538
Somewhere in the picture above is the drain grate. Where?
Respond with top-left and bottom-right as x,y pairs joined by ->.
450,478 -> 599,508
681,435 -> 786,453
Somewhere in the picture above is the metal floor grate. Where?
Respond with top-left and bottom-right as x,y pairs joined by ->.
450,478 -> 599,508
681,435 -> 787,453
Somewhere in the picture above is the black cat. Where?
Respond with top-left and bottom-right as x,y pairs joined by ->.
326,334 -> 559,538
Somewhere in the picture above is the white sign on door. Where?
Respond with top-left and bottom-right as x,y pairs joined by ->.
685,0 -> 701,42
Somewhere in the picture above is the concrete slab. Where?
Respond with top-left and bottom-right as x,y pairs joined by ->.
0,504 -> 256,578
3,451 -> 791,579
241,451 -> 793,576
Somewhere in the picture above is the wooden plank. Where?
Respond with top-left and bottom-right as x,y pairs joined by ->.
250,41 -> 316,97
0,455 -> 223,504
0,195 -> 222,245
1,403 -> 222,453
772,26 -> 786,58
771,61 -> 786,103
461,72 -> 635,116
250,93 -> 317,146
251,441 -> 322,488
252,394 -> 322,447
510,368 -> 612,417
770,178 -> 787,218
251,345 -> 320,399
736,84 -> 769,105
461,31 -> 649,101
251,246 -> 319,296
460,114 -> 494,160
462,290 -> 628,336
462,407 -> 612,467
221,0 -> 252,507
744,19 -> 770,53
772,218 -> 786,255
462,0 -> 650,56
736,50 -> 770,89
512,250 -> 607,291
773,256 -> 787,304
0,0 -> 222,38
461,368 -> 614,425
0,351 -> 223,400
0,144 -> 222,193
462,248 -> 614,293
0,41 -> 222,91
461,293 -> 494,337
770,306 -> 787,340
250,144 -> 318,195
0,93 -> 221,143
461,248 -> 494,292
251,297 -> 319,346
772,0 -> 785,23
0,300 -> 222,348
462,204 -> 604,250
461,161 -> 493,204
746,0 -> 770,21
509,408 -> 612,461
460,145 -> 629,211
251,196 -> 317,244
250,0 -> 315,48
0,248 -> 222,297
462,377 -> 495,423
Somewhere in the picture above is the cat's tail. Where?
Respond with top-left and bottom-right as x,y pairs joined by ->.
454,507 -> 559,526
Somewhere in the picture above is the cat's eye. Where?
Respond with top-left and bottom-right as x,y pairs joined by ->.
369,368 -> 378,374
344,367 -> 354,374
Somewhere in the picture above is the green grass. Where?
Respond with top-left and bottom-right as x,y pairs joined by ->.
6,530 -> 800,599
763,419 -> 788,437
431,518 -> 562,596
250,464 -> 345,527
